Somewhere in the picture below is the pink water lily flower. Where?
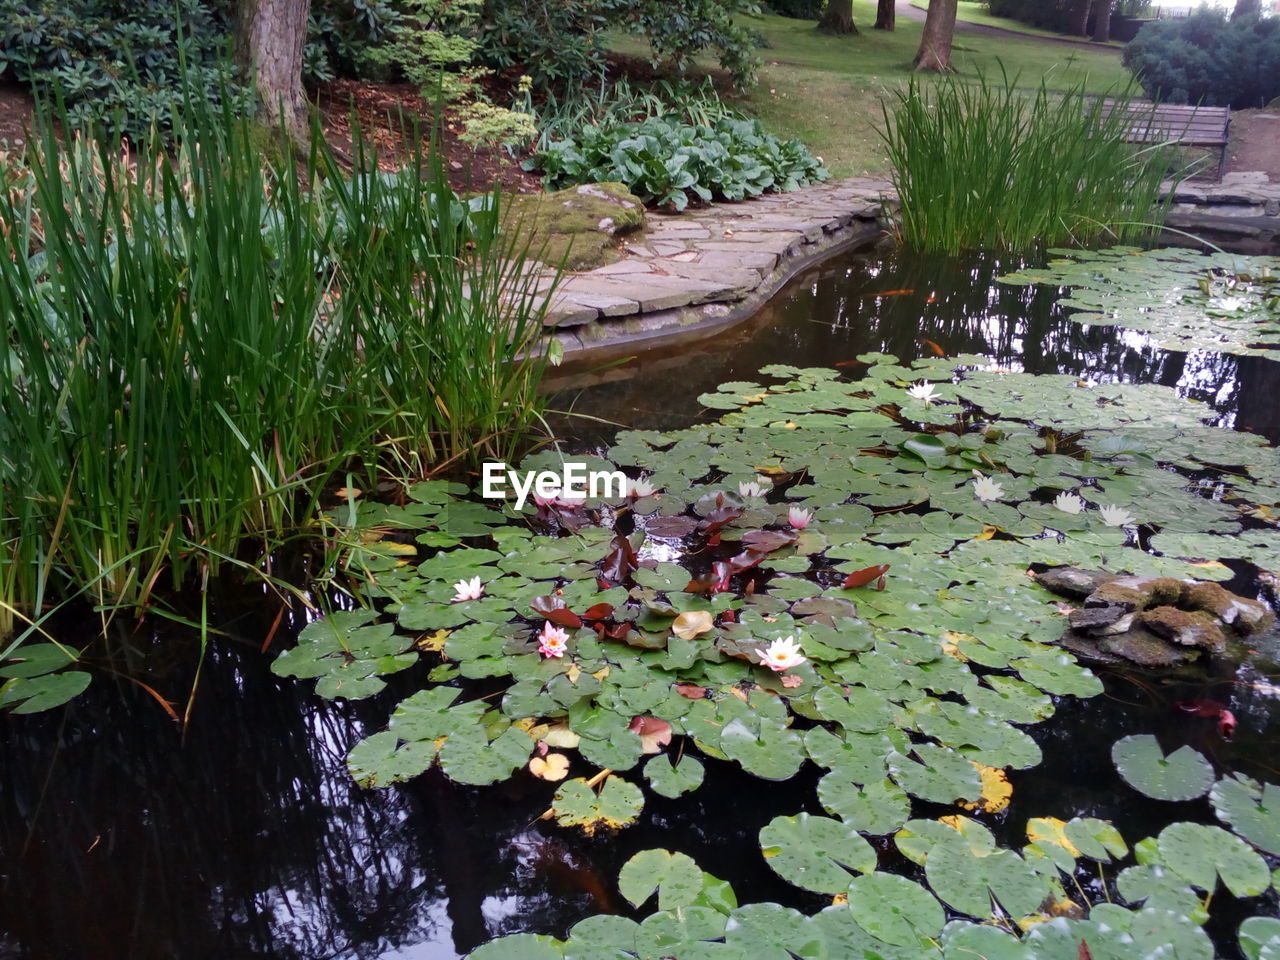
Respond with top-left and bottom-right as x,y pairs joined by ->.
788,506 -> 812,529
759,636 -> 806,672
537,622 -> 570,658
452,576 -> 484,602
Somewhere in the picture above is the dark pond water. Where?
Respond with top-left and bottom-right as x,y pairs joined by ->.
3,245 -> 1279,959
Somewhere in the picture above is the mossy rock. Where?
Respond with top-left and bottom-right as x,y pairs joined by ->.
504,182 -> 645,271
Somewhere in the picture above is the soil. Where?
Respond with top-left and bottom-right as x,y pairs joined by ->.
0,76 -> 542,196
1225,109 -> 1280,178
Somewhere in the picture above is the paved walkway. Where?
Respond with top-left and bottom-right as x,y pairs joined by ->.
540,177 -> 893,357
897,0 -> 1122,54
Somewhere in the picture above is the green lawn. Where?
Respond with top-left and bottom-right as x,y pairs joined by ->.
611,3 -> 1135,177
922,0 -> 1126,47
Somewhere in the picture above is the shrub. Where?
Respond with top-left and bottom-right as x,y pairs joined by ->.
1123,9 -> 1280,109
304,0 -> 401,83
526,114 -> 828,210
766,0 -> 827,20
881,72 -> 1178,253
0,0 -> 248,139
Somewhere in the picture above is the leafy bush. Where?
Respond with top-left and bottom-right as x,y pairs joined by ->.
526,115 -> 828,210
304,0 -> 401,83
881,72 -> 1178,253
1123,9 -> 1280,109
0,0 -> 248,139
766,0 -> 827,19
477,0 -> 762,93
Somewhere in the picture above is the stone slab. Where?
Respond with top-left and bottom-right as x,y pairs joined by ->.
649,260 -> 762,295
554,288 -> 641,317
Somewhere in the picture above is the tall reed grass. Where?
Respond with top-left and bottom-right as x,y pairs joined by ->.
0,97 -> 551,642
880,71 -> 1182,254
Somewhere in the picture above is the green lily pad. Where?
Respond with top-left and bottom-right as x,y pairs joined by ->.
758,813 -> 876,893
1112,735 -> 1213,802
644,754 -> 705,799
1211,776 -> 1280,856
1157,822 -> 1271,898
618,849 -> 704,910
846,873 -> 945,947
550,775 -> 645,833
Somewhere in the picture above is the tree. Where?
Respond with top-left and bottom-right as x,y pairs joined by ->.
1091,0 -> 1113,42
875,0 -> 895,31
914,0 -> 958,71
1069,0 -> 1092,37
1233,0 -> 1262,17
817,0 -> 858,34
234,0 -> 312,138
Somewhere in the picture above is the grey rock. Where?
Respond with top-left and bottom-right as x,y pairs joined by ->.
1035,566 -> 1112,599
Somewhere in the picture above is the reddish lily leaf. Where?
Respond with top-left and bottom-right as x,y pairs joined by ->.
604,623 -> 632,641
682,578 -> 712,594
699,504 -> 745,538
581,603 -> 615,621
675,682 -> 708,700
645,515 -> 699,538
741,529 -> 798,553
842,564 -> 890,589
1079,940 -> 1094,960
602,534 -> 640,583
720,609 -> 737,624
628,716 -> 673,754
531,595 -> 582,629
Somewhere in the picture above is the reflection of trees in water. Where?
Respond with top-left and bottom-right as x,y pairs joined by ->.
0,619 -> 606,960
547,248 -> 1279,444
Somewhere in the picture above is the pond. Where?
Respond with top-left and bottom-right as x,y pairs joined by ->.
2,243 -> 1279,960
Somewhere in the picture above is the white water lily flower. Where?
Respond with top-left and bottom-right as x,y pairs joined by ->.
758,635 -> 806,672
971,471 -> 1005,503
739,480 -> 767,499
787,506 -> 812,529
452,576 -> 484,602
1099,504 -> 1135,527
907,381 -> 938,404
627,476 -> 656,498
1053,492 -> 1086,515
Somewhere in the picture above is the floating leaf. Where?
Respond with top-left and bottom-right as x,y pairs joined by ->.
469,933 -> 564,960
0,670 -> 92,713
1063,817 -> 1128,863
529,754 -> 570,781
925,839 -> 1053,920
960,763 -> 1012,814
550,775 -> 645,834
817,777 -> 910,834
672,610 -> 714,640
1112,735 -> 1213,801
644,754 -> 704,799
1157,821 -> 1271,897
1240,917 -> 1280,960
846,873 -> 945,947
1211,776 -> 1280,856
758,814 -> 876,893
618,849 -> 704,910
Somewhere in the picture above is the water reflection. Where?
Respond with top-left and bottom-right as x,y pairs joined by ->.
546,246 -> 1280,443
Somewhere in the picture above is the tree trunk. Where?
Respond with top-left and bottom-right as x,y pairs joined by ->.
875,0 -> 895,30
817,0 -> 858,34
914,0 -> 958,71
1091,0 -> 1112,42
1069,0 -> 1092,36
1232,0 -> 1262,18
234,0 -> 311,139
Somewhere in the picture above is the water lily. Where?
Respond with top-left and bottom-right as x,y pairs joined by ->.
787,506 -> 812,529
907,381 -> 938,404
758,635 -> 806,672
1099,504 -> 1135,527
739,480 -> 767,499
452,575 -> 484,602
1053,492 -> 1085,515
537,622 -> 570,658
627,476 -> 656,498
971,471 -> 1004,502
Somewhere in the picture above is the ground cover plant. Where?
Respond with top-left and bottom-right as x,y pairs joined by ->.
881,72 -> 1176,253
271,342 -> 1280,957
0,99 -> 551,663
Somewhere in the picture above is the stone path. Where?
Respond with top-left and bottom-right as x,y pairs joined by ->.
538,177 -> 893,358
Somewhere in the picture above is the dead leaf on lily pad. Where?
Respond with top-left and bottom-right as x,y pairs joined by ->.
675,682 -> 707,700
959,763 -> 1012,814
416,629 -> 449,653
629,716 -> 673,754
672,610 -> 714,640
530,753 -> 570,781
541,722 -> 581,750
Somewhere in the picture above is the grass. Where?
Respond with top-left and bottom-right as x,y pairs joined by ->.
881,70 -> 1177,252
0,95 -> 551,643
609,4 -> 1132,176
920,1 -> 1126,46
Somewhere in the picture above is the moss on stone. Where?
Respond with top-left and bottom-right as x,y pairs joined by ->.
504,182 -> 645,272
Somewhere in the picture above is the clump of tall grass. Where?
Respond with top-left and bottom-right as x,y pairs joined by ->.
0,97 -> 551,642
880,71 -> 1183,254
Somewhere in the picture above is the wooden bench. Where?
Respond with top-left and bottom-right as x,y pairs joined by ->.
1101,100 -> 1231,181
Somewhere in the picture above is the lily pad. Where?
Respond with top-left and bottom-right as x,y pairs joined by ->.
618,849 -> 704,910
758,813 -> 876,893
846,873 -> 945,947
1112,735 -> 1213,802
1157,821 -> 1271,898
550,775 -> 645,834
1211,776 -> 1280,856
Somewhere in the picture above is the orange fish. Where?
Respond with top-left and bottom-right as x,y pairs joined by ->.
867,288 -> 915,297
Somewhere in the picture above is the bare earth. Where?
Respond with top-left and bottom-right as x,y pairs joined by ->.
1226,109 -> 1280,179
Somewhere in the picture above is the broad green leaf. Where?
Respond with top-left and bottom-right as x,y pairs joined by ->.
758,813 -> 876,893
846,873 -> 945,947
1112,735 -> 1213,802
618,849 -> 703,911
1157,822 -> 1271,897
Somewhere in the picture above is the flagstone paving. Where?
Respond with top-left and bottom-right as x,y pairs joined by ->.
537,177 -> 895,355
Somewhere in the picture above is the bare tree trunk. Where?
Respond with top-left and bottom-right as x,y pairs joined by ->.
1091,0 -> 1113,42
875,0 -> 896,30
1069,0 -> 1093,36
914,0 -> 958,71
1232,0 -> 1261,17
817,0 -> 858,34
234,0 -> 311,139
